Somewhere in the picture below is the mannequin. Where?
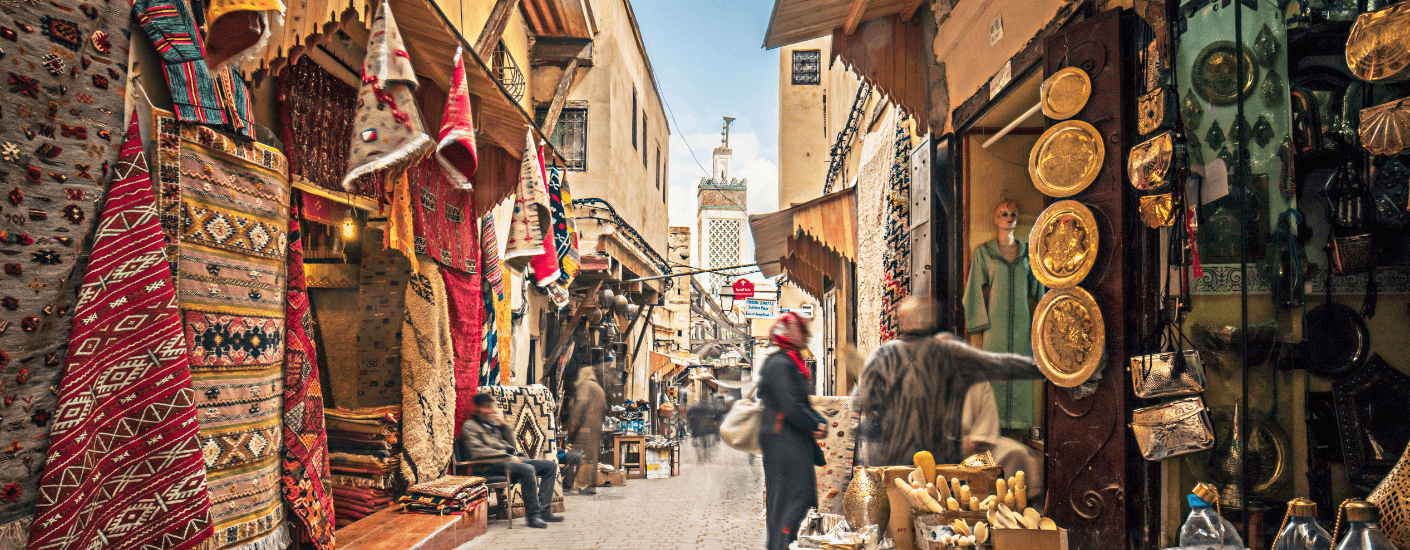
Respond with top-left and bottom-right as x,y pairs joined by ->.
962,200 -> 1044,430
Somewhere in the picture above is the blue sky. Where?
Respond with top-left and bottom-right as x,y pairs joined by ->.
633,0 -> 782,228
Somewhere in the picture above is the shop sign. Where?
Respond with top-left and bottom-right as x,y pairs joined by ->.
732,278 -> 755,299
742,298 -> 778,319
781,304 -> 815,318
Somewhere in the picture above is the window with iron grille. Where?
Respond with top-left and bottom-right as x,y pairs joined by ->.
792,49 -> 821,85
536,106 -> 588,171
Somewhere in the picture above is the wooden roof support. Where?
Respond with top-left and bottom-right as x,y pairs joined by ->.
475,0 -> 522,58
540,42 -> 592,138
901,0 -> 925,20
843,0 -> 872,35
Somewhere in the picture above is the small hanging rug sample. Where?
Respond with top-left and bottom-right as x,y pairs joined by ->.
810,396 -> 859,516
169,120 -> 292,550
0,0 -> 130,537
399,258 -> 455,486
28,119 -> 214,550
280,214 -> 334,549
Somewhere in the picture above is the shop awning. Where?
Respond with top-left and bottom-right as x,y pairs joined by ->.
750,187 -> 857,297
832,15 -> 931,134
762,0 -> 923,49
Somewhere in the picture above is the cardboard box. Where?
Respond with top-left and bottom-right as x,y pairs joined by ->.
600,471 -> 626,487
991,528 -> 1069,550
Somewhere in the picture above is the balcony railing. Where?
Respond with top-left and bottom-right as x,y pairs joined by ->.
491,42 -> 526,103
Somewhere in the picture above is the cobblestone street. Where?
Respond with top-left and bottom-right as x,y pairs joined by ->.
459,442 -> 766,550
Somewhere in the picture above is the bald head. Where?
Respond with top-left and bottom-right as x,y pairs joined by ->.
897,295 -> 939,336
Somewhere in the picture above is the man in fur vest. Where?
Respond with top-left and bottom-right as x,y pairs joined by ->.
853,296 -> 1044,467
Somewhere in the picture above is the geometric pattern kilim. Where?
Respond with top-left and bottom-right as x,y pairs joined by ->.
29,117 -> 214,550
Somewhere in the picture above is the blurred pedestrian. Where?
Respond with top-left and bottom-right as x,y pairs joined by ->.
854,296 -> 1042,466
757,312 -> 826,550
688,396 -> 719,462
569,367 -> 607,494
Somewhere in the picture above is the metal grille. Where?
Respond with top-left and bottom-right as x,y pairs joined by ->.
792,49 -> 821,85
553,108 -> 588,170
491,42 -> 526,103
708,219 -> 741,291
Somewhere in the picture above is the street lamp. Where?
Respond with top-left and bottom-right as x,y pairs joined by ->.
718,284 -> 736,310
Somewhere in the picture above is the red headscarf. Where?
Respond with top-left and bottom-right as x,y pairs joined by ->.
769,312 -> 812,379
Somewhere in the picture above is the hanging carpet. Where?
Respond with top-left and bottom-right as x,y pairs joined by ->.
342,0 -> 431,190
280,213 -> 335,550
0,0 -> 130,539
410,159 -> 479,274
171,123 -> 292,550
810,396 -> 859,516
343,241 -> 411,409
478,385 -> 563,513
28,119 -> 214,550
502,133 -> 552,273
480,213 -> 508,386
399,259 -> 455,485
442,267 -> 482,430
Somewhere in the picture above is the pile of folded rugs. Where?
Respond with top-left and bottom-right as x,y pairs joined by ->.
326,406 -> 403,527
399,475 -> 489,515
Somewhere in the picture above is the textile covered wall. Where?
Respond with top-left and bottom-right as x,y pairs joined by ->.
856,109 -> 898,355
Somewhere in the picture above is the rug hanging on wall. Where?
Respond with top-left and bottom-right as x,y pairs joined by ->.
478,385 -> 563,512
442,267 -> 481,430
479,213 -> 506,387
409,159 -> 478,274
171,121 -> 292,550
811,396 -> 859,516
502,132 -> 551,273
0,0 -> 129,539
879,116 -> 911,343
280,213 -> 335,550
343,237 -> 411,408
399,258 -> 455,486
28,118 -> 214,550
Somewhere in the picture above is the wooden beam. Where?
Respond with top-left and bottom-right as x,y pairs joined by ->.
540,43 -> 592,138
530,37 -> 594,67
474,0 -> 521,59
901,0 -> 926,21
843,0 -> 872,35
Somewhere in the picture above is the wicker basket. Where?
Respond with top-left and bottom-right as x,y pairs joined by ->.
914,512 -> 994,550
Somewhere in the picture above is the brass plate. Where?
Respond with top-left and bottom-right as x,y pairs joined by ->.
1029,200 -> 1099,289
1029,120 -> 1105,198
1032,286 -> 1106,388
1128,132 -> 1173,191
1347,3 -> 1410,82
1041,67 -> 1092,120
1191,41 -> 1258,106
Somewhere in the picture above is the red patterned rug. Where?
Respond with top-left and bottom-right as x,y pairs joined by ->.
29,117 -> 214,550
280,212 -> 335,550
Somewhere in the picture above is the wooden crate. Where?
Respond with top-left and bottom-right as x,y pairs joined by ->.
935,464 -> 1004,498
991,529 -> 1068,550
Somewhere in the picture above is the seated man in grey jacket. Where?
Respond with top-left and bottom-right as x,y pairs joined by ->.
461,394 -> 563,529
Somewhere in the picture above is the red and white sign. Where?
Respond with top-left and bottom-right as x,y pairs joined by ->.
731,279 -> 755,299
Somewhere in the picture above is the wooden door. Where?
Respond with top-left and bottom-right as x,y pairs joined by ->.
1041,9 -> 1158,550
823,289 -> 838,396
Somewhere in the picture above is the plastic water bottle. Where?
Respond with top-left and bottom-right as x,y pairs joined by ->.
1333,500 -> 1399,550
1272,498 -> 1332,550
1180,483 -> 1245,550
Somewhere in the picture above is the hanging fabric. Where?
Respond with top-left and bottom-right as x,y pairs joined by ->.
437,48 -> 479,189
342,0 -> 432,190
29,118 -> 215,550
503,132 -> 553,273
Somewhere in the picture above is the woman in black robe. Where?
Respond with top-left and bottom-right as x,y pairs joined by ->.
756,312 -> 827,550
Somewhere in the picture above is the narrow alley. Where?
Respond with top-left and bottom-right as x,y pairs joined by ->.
460,447 -> 765,550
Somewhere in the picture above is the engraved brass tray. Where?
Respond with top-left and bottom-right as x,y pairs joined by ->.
1129,132 -> 1174,191
1347,3 -> 1410,82
1029,200 -> 1099,289
1360,97 -> 1410,155
1139,193 -> 1177,228
1192,41 -> 1259,106
1041,67 -> 1092,120
1029,120 -> 1105,198
1032,286 -> 1105,388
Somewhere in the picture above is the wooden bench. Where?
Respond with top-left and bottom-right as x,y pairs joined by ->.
334,502 -> 487,549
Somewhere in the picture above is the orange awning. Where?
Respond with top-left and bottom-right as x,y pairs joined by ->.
750,187 -> 856,298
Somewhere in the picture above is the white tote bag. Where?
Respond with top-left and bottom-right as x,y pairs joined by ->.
719,381 -> 763,455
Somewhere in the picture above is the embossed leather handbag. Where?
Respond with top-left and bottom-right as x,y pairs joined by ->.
1130,324 -> 1207,399
1130,396 -> 1216,461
